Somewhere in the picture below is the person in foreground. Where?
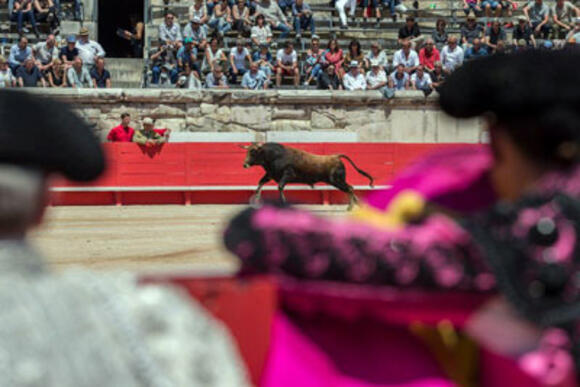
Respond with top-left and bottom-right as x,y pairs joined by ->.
0,90 -> 249,387
224,50 -> 580,386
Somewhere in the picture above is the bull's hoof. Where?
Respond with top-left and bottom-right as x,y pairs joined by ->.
249,195 -> 262,207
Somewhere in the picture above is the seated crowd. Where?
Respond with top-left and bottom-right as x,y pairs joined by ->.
4,0 -> 83,37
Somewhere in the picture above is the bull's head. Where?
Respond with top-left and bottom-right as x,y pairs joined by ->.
239,143 -> 264,168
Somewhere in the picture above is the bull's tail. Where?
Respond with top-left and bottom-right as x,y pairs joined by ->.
339,155 -> 374,188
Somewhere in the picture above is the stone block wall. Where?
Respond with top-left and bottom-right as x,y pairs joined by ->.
28,89 -> 486,143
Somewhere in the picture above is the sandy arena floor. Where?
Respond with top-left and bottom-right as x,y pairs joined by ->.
30,205 -> 345,274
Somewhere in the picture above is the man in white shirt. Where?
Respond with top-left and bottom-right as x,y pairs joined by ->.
159,11 -> 183,48
0,57 -> 16,88
343,60 -> 366,91
275,41 -> 299,87
229,38 -> 252,83
388,64 -> 409,90
392,39 -> 419,73
410,64 -> 432,92
34,34 -> 59,72
76,27 -> 105,69
440,36 -> 464,73
366,59 -> 387,90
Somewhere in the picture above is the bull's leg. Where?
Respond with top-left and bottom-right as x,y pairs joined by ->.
250,174 -> 271,205
278,169 -> 295,203
329,167 -> 358,211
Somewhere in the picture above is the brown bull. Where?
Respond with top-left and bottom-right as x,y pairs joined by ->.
240,142 -> 374,210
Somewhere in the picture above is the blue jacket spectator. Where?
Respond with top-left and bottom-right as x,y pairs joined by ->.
292,0 -> 315,38
8,37 -> 32,74
464,38 -> 489,60
241,63 -> 268,89
252,45 -> 274,79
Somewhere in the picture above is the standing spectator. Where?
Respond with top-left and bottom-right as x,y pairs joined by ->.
366,41 -> 388,71
252,43 -> 274,81
552,0 -> 580,39
324,38 -> 344,77
189,0 -> 209,25
8,36 -> 32,75
34,34 -> 59,73
209,0 -> 233,37
383,0 -> 407,22
410,64 -> 432,92
513,15 -> 536,46
159,12 -> 182,47
17,58 -> 45,87
233,0 -> 252,35
107,113 -> 135,142
76,27 -> 106,70
255,0 -> 292,39
242,62 -> 269,89
229,38 -> 252,83
251,14 -> 273,46
461,14 -> 484,48
398,16 -> 423,47
177,38 -> 200,72
387,64 -> 409,90
464,0 -> 481,15
481,0 -> 502,17
440,36 -> 464,73
432,18 -> 449,50
317,63 -> 341,89
464,37 -> 488,59
150,44 -> 179,84
47,58 -> 67,87
419,37 -> 440,72
484,18 -> 507,52
11,0 -> 39,37
67,57 -> 92,88
524,0 -> 551,39
292,0 -> 315,40
392,39 -> 419,74
303,36 -> 325,86
90,57 -> 111,88
275,40 -> 299,87
183,17 -> 208,53
344,39 -> 368,72
205,64 -> 229,88
60,35 -> 78,66
335,0 -> 356,29
343,60 -> 366,90
133,118 -> 169,146
365,60 -> 387,91
121,14 -> 144,58
177,62 -> 203,89
34,0 -> 59,34
430,61 -> 446,90
0,57 -> 16,88
202,37 -> 227,74
362,0 -> 381,28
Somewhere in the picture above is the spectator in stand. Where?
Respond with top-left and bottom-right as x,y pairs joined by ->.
253,43 -> 274,81
366,59 -> 387,91
67,57 -> 92,88
47,58 -> 67,87
34,0 -> 59,34
524,0 -> 551,39
335,0 -> 356,29
461,14 -> 484,48
90,57 -> 111,88
484,18 -> 506,52
324,38 -> 344,77
392,39 -> 419,74
344,39 -> 368,73
278,0 -> 294,14
419,37 -> 440,73
53,0 -> 82,20
410,64 -> 432,93
177,38 -> 200,73
242,61 -> 269,89
383,0 -> 407,22
177,62 -> 203,89
202,37 -> 227,74
17,58 -> 45,87
107,113 -> 135,142
189,0 -> 209,25
343,60 -> 366,91
303,36 -> 325,86
205,64 -> 229,88
8,36 -> 32,75
34,34 -> 59,73
432,18 -> 448,50
183,17 -> 208,53
317,63 -> 341,89
209,0 -> 233,37
76,27 -> 105,70
441,36 -> 464,73
60,35 -> 78,67
121,14 -> 144,58
552,0 -> 580,39
159,12 -> 182,47
229,38 -> 252,83
0,57 -> 16,88
430,60 -> 446,90
150,44 -> 179,84
398,16 -> 423,47
513,15 -> 536,46
233,0 -> 252,35
251,15 -> 273,46
482,0 -> 502,17
134,117 -> 169,146
293,0 -> 315,40
276,40 -> 299,87
464,0 -> 481,15
464,37 -> 488,60
388,63 -> 409,90
255,0 -> 292,39
11,0 -> 39,37
362,0 -> 381,28
566,17 -> 580,41
366,41 -> 388,72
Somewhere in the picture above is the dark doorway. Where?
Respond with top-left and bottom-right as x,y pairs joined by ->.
98,0 -> 144,58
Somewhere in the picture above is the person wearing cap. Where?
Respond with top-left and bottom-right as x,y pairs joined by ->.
275,40 -> 299,87
464,38 -> 489,60
460,14 -> 484,48
233,0 -> 252,35
0,90 -> 250,387
481,0 -> 502,17
398,15 -> 423,47
8,36 -> 31,75
189,0 -> 209,25
513,15 -> 536,47
177,37 -> 201,75
241,61 -> 269,90
392,39 -> 419,74
252,43 -> 274,81
0,56 -> 16,88
183,17 -> 208,52
59,35 -> 79,66
159,11 -> 183,48
440,36 -> 464,73
565,17 -> 580,41
251,14 -> 273,46
552,0 -> 579,40
133,117 -> 170,146
208,0 -> 233,37
10,0 -> 40,37
484,18 -> 507,52
343,60 -> 366,91
254,0 -> 292,38
90,57 -> 111,88
76,27 -> 105,69
292,0 -> 315,40
66,57 -> 92,88
303,36 -> 325,86
419,37 -> 440,73
367,41 -> 388,72
365,59 -> 387,91
16,57 -> 45,87
229,38 -> 252,84
107,113 -> 135,142
523,0 -> 552,39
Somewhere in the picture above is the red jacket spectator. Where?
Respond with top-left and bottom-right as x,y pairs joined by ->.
107,124 -> 135,142
419,44 -> 441,71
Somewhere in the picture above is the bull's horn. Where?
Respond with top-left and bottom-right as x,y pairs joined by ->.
238,144 -> 250,149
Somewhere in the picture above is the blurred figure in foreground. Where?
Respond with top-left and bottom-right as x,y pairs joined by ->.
224,50 -> 580,386
0,90 -> 249,387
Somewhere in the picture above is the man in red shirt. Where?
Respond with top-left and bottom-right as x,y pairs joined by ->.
107,113 -> 135,142
418,37 -> 441,73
